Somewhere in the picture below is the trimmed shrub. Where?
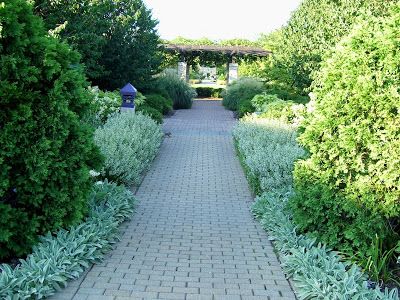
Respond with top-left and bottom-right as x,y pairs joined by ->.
195,87 -> 224,98
238,98 -> 255,118
156,73 -> 196,109
144,93 -> 173,115
0,0 -> 102,259
290,5 -> 400,262
94,112 -> 163,186
0,181 -> 135,299
222,78 -> 265,112
137,105 -> 163,124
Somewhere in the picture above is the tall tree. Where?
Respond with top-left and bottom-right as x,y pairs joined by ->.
272,0 -> 395,92
35,0 -> 162,91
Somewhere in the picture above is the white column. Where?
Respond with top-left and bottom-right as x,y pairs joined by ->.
178,62 -> 188,81
227,63 -> 239,84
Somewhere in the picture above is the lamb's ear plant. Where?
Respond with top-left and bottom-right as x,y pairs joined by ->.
0,181 -> 135,300
234,113 -> 399,300
94,112 -> 163,186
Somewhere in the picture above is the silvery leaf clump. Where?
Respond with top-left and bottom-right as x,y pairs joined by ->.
0,180 -> 136,299
94,112 -> 163,186
235,114 -> 398,300
233,115 -> 305,193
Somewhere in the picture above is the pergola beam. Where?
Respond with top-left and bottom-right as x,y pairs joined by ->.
164,44 -> 271,57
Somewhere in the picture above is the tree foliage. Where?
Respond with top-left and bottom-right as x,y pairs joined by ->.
0,0 -> 102,259
272,0 -> 394,91
35,0 -> 162,91
290,4 -> 400,260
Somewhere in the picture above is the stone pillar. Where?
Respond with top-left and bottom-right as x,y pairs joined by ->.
227,63 -> 239,84
178,61 -> 188,81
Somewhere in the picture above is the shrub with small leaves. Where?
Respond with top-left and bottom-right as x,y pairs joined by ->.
290,4 -> 400,262
94,112 -> 163,186
155,73 -> 196,109
0,0 -> 102,259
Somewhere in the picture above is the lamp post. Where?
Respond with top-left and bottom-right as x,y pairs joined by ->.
120,83 -> 137,113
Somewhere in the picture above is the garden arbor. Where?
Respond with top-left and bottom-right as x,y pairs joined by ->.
164,44 -> 271,83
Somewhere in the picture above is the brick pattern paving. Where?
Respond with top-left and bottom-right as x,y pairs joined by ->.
51,100 -> 296,300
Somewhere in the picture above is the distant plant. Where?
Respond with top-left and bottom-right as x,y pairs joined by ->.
222,77 -> 265,112
94,112 -> 163,186
156,73 -> 197,109
143,93 -> 173,115
195,87 -> 224,98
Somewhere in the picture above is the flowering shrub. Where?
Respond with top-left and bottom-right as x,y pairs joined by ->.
94,112 -> 163,186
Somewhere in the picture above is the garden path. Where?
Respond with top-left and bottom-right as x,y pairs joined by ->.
51,100 -> 296,300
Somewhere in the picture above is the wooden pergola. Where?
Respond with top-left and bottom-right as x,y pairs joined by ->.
164,44 -> 271,83
164,44 -> 271,57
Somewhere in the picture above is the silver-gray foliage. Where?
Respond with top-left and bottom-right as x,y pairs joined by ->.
235,114 -> 398,300
94,112 -> 163,186
252,193 -> 399,300
0,181 -> 136,299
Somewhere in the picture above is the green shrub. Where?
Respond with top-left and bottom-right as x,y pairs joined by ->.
143,93 -> 173,114
238,99 -> 255,118
290,5 -> 400,262
156,73 -> 196,109
195,87 -> 224,98
222,77 -> 265,111
0,181 -> 135,299
94,112 -> 163,186
271,0 -> 393,91
0,0 -> 102,259
251,93 -> 280,112
137,105 -> 163,124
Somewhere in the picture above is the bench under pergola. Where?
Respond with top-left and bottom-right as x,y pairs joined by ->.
164,44 -> 272,83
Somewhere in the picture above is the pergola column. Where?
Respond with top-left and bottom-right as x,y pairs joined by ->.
226,56 -> 238,84
178,61 -> 188,81
177,53 -> 190,82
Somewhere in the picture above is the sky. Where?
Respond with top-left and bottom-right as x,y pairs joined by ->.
143,0 -> 303,41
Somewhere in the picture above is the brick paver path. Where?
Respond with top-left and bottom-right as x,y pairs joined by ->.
52,100 -> 296,300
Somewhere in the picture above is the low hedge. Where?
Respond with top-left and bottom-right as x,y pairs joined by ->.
0,181 -> 136,299
195,87 -> 224,98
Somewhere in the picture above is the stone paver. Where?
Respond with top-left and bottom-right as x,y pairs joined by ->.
51,100 -> 296,300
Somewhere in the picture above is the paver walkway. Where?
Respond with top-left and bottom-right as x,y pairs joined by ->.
52,100 -> 296,300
